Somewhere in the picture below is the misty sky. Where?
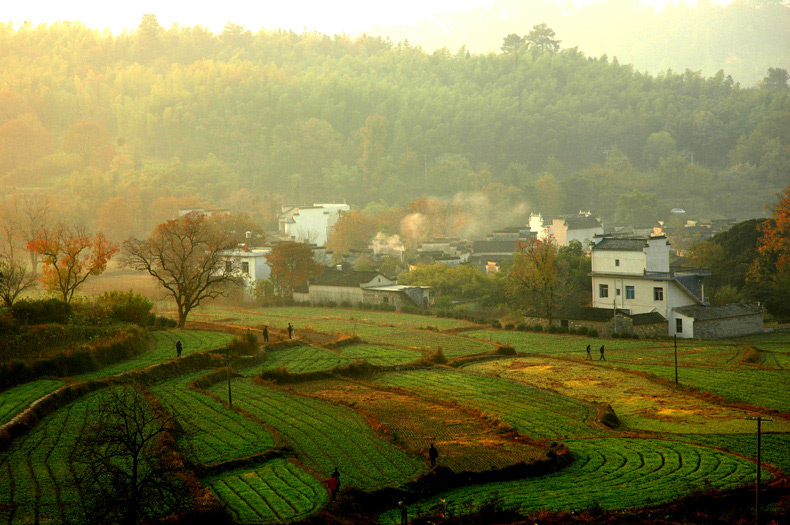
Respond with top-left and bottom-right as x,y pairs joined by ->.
6,0 -> 734,42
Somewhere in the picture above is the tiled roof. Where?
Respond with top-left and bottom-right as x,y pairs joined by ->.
564,215 -> 602,230
472,240 -> 518,254
592,237 -> 648,252
674,303 -> 762,320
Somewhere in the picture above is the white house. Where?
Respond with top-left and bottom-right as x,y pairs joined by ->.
590,235 -> 711,337
220,247 -> 272,298
278,203 -> 350,246
550,214 -> 604,249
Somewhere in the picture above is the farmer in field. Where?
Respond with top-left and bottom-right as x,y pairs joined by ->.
586,344 -> 592,360
263,325 -> 269,342
399,500 -> 408,525
428,443 -> 439,467
176,340 -> 182,358
599,345 -> 606,361
287,323 -> 294,339
328,472 -> 340,502
331,466 -> 340,481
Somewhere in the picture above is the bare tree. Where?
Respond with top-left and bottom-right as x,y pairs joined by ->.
0,194 -> 53,278
121,212 -> 240,327
0,257 -> 37,307
73,385 -> 189,525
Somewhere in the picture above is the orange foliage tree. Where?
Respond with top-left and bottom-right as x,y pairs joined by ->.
121,213 -> 239,327
27,224 -> 118,303
265,241 -> 324,298
746,184 -> 790,316
507,237 -> 564,324
326,210 -> 379,254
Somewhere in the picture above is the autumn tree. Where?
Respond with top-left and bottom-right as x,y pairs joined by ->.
27,224 -> 118,303
745,185 -> 790,316
121,212 -> 239,327
507,237 -> 566,324
74,386 -> 189,524
265,241 -> 324,298
62,120 -> 116,169
326,210 -> 379,254
1,194 -> 55,278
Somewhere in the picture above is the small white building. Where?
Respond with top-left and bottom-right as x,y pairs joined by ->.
220,247 -> 272,298
550,214 -> 603,249
278,203 -> 350,247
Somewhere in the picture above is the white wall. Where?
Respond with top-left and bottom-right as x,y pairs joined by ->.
644,237 -> 671,273
592,277 -> 698,320
670,311 -> 695,338
567,226 -> 604,248
591,250 -> 646,275
283,204 -> 350,246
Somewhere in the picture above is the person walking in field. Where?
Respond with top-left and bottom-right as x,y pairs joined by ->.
399,500 -> 408,525
599,345 -> 606,361
328,472 -> 340,502
586,344 -> 592,360
428,443 -> 439,467
263,325 -> 269,342
331,466 -> 340,481
176,340 -> 182,358
287,323 -> 294,339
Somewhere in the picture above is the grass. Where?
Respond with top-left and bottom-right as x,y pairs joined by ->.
204,459 -> 326,524
150,371 -> 277,466
0,379 -> 65,425
73,330 -> 235,381
334,344 -> 423,366
675,432 -> 790,474
210,378 -> 428,491
376,368 -> 602,439
378,438 -> 766,523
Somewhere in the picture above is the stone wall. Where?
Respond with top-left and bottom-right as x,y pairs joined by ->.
362,289 -> 414,309
523,314 -> 666,338
693,314 -> 764,339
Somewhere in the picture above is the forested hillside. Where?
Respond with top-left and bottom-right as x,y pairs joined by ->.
0,17 -> 788,240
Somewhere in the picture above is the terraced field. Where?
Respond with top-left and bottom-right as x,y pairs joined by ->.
0,389 -> 115,524
74,330 -> 235,381
293,378 -> 547,473
150,372 -> 277,466
465,357 -> 790,434
205,459 -> 326,524
0,379 -> 65,425
211,378 -> 428,491
379,438 -> 766,523
376,368 -> 602,439
245,345 -> 355,375
334,344 -> 423,366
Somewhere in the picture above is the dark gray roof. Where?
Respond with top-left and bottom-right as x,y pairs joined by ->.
631,312 -> 667,325
557,307 -> 666,325
565,215 -> 602,230
674,303 -> 763,320
592,237 -> 648,251
312,269 -> 387,287
472,240 -> 518,254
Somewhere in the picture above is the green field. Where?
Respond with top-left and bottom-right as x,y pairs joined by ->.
0,379 -> 65,425
335,344 -> 423,366
246,345 -> 355,375
379,438 -> 766,524
204,459 -> 326,524
74,330 -> 235,381
211,378 -> 428,491
151,371 -> 277,466
377,368 -> 602,439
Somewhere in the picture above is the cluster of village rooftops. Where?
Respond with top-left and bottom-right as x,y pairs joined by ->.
180,204 -> 764,340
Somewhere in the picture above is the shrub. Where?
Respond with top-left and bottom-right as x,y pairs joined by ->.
496,345 -> 516,355
492,321 -> 502,329
588,329 -> 599,337
11,299 -> 71,325
547,325 -> 558,333
226,331 -> 259,355
576,326 -> 589,336
153,316 -> 177,329
95,291 -> 155,326
340,301 -> 351,308
532,324 -> 543,332
504,323 -> 515,330
516,323 -> 528,331
557,326 -> 569,334
428,348 -> 447,364
612,332 -> 621,338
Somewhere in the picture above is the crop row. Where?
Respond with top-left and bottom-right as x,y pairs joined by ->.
211,378 -> 427,491
150,372 -> 276,466
74,330 -> 235,381
676,432 -> 790,475
0,389 -> 115,524
379,438 -> 764,523
0,379 -> 65,425
205,459 -> 326,524
246,346 -> 355,375
335,344 -> 422,366
376,368 -> 601,439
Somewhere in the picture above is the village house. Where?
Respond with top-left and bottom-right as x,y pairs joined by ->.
304,269 -> 432,309
549,214 -> 604,249
277,203 -> 350,246
585,234 -> 763,338
219,245 -> 272,298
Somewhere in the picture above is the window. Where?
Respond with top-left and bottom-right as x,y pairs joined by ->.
615,259 -> 620,267
625,285 -> 635,299
599,284 -> 609,298
654,287 -> 664,301
616,288 -> 621,296
676,318 -> 683,333
242,261 -> 250,274
225,260 -> 233,273
561,319 -> 569,328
